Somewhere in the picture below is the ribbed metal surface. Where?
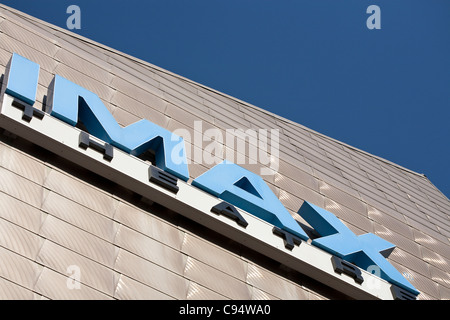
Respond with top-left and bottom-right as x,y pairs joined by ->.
186,281 -> 228,300
0,276 -> 38,299
246,264 -> 308,300
0,19 -> 58,57
0,218 -> 43,260
55,49 -> 113,85
36,240 -> 118,296
114,224 -> 187,274
42,191 -> 119,243
114,275 -> 174,300
0,32 -> 58,72
0,246 -> 43,290
181,233 -> 247,281
53,63 -> 114,103
184,256 -> 251,300
0,191 -> 45,233
115,249 -> 189,299
113,201 -> 185,250
40,215 -> 119,267
34,267 -> 112,300
0,4 -> 448,299
0,167 -> 44,208
44,169 -> 118,218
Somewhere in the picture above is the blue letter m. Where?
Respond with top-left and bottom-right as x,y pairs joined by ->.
47,74 -> 189,181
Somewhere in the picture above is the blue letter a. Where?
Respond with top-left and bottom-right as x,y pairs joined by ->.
192,160 -> 309,240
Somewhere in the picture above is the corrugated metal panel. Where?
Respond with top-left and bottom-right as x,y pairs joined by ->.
183,256 -> 251,300
368,205 -> 414,239
53,63 -> 114,103
0,167 -> 44,208
0,217 -> 44,260
186,281 -> 228,300
246,264 -> 308,300
181,233 -> 247,281
42,191 -> 119,243
55,49 -> 113,85
113,201 -> 184,251
0,32 -> 58,72
114,224 -> 187,274
44,169 -> 119,218
114,274 -> 174,300
40,215 -> 119,268
34,267 -> 112,300
111,91 -> 169,127
0,145 -> 48,185
0,276 -> 38,300
0,19 -> 59,57
114,249 -> 189,299
324,198 -> 373,234
0,246 -> 43,290
0,191 -> 45,233
36,240 -> 118,296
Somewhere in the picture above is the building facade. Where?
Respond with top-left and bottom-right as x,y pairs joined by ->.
0,4 -> 448,300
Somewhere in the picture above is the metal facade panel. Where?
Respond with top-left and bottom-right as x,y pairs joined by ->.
40,215 -> 119,268
114,249 -> 189,299
34,267 -> 112,300
53,63 -> 114,103
42,191 -> 119,243
0,191 -> 45,233
183,256 -> 252,300
0,144 -> 48,185
0,32 -> 58,73
0,19 -> 58,57
0,217 -> 44,260
113,202 -> 185,251
111,91 -> 169,128
0,246 -> 43,290
114,224 -> 187,275
181,233 -> 248,281
110,76 -> 167,113
55,49 -> 113,86
246,264 -> 308,300
44,169 -> 119,218
324,198 -> 373,234
114,274 -> 174,300
111,106 -> 141,127
0,277 -> 38,300
36,240 -> 118,296
0,167 -> 44,208
186,281 -> 228,300
164,102 -> 215,133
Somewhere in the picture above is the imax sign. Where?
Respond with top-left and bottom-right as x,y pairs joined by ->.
0,53 -> 419,299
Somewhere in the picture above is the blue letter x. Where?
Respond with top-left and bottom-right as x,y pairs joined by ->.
298,201 -> 419,296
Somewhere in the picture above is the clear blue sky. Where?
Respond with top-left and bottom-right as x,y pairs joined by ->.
4,0 -> 450,198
